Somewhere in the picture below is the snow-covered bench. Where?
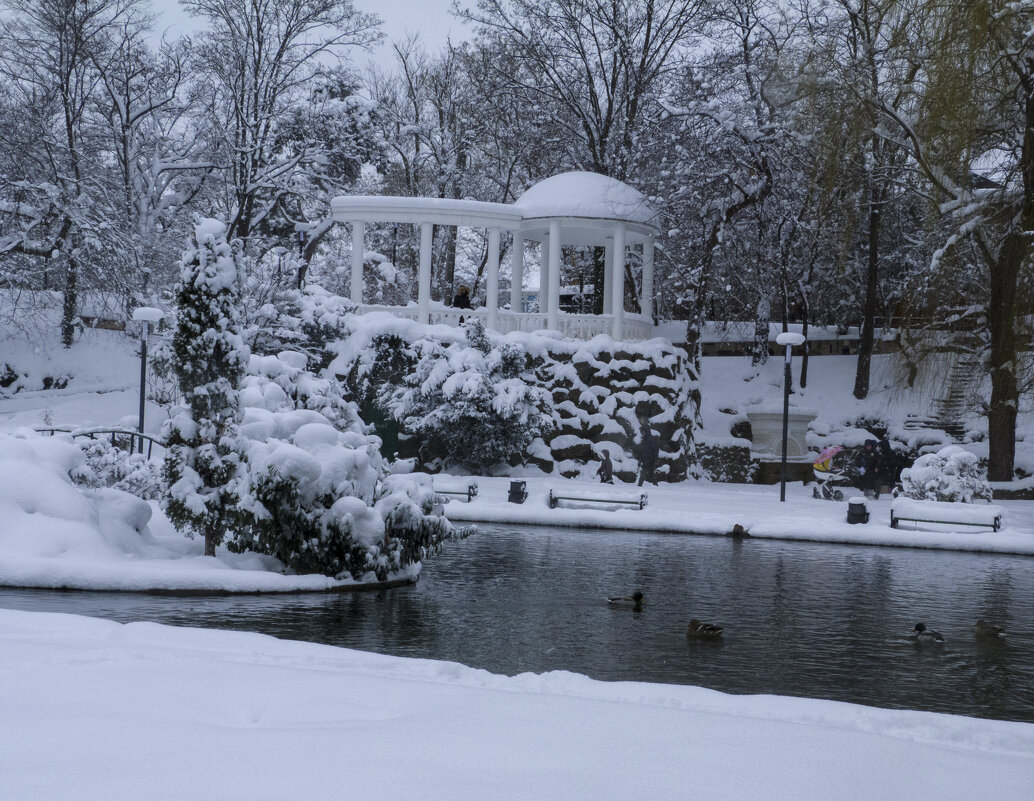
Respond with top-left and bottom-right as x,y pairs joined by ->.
433,480 -> 479,503
548,487 -> 647,510
890,498 -> 1003,532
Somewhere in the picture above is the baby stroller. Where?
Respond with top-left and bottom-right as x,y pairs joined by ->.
811,445 -> 848,501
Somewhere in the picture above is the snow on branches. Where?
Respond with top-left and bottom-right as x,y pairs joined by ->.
162,218 -> 250,556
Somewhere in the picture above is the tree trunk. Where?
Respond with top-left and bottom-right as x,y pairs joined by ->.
205,530 -> 218,558
444,226 -> 457,300
800,315 -> 811,389
751,296 -> 770,367
61,254 -> 78,348
986,230 -> 1024,481
592,247 -> 605,314
853,176 -> 881,399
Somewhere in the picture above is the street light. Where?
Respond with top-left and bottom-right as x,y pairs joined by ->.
776,331 -> 806,502
131,307 -> 163,454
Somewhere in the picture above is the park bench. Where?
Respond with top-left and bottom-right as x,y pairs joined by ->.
433,480 -> 479,503
890,498 -> 1003,532
548,487 -> 647,510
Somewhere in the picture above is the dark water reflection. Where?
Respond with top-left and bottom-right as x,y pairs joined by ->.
3,525 -> 1034,722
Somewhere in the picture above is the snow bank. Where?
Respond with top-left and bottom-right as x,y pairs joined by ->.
0,430 -> 413,592
1,609 -> 1031,801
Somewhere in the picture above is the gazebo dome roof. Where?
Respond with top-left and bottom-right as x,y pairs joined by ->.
515,171 -> 656,227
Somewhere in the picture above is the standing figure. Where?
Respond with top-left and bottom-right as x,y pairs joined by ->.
637,418 -> 659,487
596,450 -> 614,484
875,438 -> 897,499
452,285 -> 472,309
857,439 -> 878,499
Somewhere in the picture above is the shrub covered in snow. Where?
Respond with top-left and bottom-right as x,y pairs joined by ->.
230,351 -> 472,580
247,284 -> 357,370
901,445 -> 992,503
361,251 -> 410,306
163,219 -> 251,557
74,439 -> 164,500
388,320 -> 556,471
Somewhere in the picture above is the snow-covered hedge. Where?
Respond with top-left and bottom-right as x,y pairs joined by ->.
248,284 -> 357,370
73,439 -> 164,501
900,445 -> 992,503
229,351 -> 472,580
389,320 -> 556,472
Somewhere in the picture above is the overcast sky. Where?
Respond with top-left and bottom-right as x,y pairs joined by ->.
154,0 -> 468,68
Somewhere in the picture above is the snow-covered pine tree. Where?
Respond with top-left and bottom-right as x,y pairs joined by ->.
163,219 -> 250,557
390,319 -> 555,471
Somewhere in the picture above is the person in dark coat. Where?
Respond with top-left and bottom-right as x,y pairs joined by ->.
637,418 -> 659,487
596,450 -> 614,484
857,439 -> 879,498
452,285 -> 472,309
875,438 -> 897,499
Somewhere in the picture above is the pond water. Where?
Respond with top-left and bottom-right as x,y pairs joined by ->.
3,524 -> 1034,722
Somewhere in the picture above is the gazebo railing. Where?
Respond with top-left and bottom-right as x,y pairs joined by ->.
355,305 -> 655,341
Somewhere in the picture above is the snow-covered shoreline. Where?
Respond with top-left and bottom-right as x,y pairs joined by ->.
435,473 -> 1034,556
1,608 -> 1031,801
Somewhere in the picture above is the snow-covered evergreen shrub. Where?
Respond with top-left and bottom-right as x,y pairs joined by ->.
162,219 -> 251,556
388,319 -> 555,471
901,445 -> 992,503
231,351 -> 472,580
247,284 -> 357,370
147,337 -> 180,405
74,439 -> 163,500
362,251 -> 410,306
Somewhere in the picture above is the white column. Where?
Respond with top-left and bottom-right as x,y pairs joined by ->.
486,226 -> 500,331
602,238 -> 614,315
641,236 -> 655,321
418,221 -> 433,325
611,222 -> 626,340
539,234 -> 550,315
349,220 -> 365,304
548,220 -> 562,331
510,233 -> 524,314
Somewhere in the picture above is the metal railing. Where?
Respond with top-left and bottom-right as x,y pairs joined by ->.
34,426 -> 166,460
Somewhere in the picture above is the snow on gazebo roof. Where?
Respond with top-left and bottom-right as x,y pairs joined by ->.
515,171 -> 656,226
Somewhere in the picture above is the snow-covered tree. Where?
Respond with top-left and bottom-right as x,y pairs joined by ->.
184,0 -> 380,248
232,350 -> 473,580
389,319 -> 555,471
901,445 -> 992,504
163,219 -> 250,557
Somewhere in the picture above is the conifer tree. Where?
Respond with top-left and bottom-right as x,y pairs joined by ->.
163,219 -> 250,556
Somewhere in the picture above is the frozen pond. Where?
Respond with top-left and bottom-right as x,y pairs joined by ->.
3,524 -> 1034,722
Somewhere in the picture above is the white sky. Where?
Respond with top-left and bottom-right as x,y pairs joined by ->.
153,0 -> 467,67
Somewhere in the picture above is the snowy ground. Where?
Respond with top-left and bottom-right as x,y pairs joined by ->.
0,430 -> 420,593
434,473 -> 1034,555
4,328 -> 1034,796
2,608 -> 1032,801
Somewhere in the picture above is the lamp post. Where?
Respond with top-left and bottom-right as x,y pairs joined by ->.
775,331 -> 806,502
131,307 -> 163,454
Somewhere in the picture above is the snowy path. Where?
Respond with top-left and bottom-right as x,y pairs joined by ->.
2,609 -> 1032,801
435,474 -> 1034,555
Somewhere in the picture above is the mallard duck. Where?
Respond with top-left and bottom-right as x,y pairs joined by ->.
687,618 -> 724,639
608,591 -> 644,611
974,620 -> 1007,639
909,623 -> 945,644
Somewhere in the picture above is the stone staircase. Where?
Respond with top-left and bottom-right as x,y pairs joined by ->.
904,353 -> 984,441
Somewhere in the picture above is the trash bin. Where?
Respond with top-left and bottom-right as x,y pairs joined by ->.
847,497 -> 869,524
507,479 -> 527,504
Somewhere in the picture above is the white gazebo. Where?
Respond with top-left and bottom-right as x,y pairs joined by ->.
330,171 -> 658,341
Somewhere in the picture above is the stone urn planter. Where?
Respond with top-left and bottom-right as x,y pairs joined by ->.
745,407 -> 817,459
